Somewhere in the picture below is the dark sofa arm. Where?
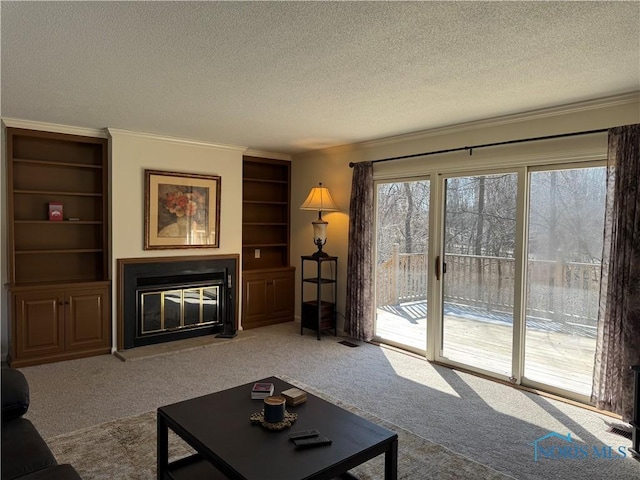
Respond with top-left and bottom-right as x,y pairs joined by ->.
1,418 -> 57,480
1,368 -> 30,421
17,465 -> 82,480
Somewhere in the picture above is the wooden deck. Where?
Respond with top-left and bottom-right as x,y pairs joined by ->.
376,303 -> 595,396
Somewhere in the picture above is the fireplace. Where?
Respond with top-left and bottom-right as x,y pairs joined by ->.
118,255 -> 238,349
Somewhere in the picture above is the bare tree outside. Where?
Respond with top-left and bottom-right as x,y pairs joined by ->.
444,174 -> 517,258
528,168 -> 606,263
376,181 -> 429,263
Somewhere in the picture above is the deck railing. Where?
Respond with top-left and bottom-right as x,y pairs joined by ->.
376,244 -> 601,326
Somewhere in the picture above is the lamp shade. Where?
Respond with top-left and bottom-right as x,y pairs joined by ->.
299,184 -> 339,212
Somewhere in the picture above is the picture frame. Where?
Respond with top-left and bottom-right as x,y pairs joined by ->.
144,169 -> 221,250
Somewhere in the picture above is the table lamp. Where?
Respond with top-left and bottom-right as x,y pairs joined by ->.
300,183 -> 339,258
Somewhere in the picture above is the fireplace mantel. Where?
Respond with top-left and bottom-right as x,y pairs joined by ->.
117,254 -> 239,350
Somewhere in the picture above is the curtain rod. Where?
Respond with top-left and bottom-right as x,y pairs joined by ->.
348,127 -> 608,168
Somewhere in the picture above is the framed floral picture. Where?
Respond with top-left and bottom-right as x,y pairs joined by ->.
144,170 -> 221,249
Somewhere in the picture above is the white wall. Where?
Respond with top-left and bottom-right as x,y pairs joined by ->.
109,129 -> 245,350
291,152 -> 353,330
290,93 -> 640,333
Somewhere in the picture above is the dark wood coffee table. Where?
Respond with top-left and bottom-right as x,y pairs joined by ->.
157,376 -> 398,479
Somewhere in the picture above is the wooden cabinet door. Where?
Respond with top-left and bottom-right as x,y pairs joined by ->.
242,267 -> 295,329
13,290 -> 65,359
242,275 -> 269,327
270,270 -> 294,318
65,286 -> 110,351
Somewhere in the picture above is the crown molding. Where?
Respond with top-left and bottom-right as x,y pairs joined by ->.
301,91 -> 640,158
1,118 -> 109,138
243,149 -> 291,161
357,92 -> 639,150
107,128 -> 246,152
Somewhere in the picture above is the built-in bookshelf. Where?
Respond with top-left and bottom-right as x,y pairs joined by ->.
6,128 -> 111,367
241,156 -> 294,329
242,156 -> 290,270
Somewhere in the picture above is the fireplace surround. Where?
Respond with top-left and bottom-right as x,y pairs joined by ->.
117,255 -> 238,350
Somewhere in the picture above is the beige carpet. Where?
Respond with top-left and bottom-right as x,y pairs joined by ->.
48,377 -> 514,480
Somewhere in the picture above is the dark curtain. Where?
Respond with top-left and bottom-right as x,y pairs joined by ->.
592,124 -> 640,422
345,162 -> 374,341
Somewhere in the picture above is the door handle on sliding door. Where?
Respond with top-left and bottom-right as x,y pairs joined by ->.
435,256 -> 447,281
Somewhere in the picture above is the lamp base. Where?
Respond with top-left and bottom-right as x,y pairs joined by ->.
311,237 -> 329,259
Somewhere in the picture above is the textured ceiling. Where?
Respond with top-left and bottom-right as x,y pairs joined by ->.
1,1 -> 639,154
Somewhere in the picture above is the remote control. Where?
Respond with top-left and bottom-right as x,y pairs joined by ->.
293,436 -> 332,449
288,429 -> 320,441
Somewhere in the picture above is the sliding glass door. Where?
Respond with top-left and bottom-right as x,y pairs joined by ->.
523,166 -> 606,395
372,162 -> 607,400
437,166 -> 604,395
374,178 -> 430,352
440,173 -> 518,377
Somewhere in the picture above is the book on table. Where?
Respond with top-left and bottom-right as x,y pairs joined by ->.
281,387 -> 307,406
251,382 -> 274,399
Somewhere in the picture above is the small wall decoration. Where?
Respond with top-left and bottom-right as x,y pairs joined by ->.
144,170 -> 221,250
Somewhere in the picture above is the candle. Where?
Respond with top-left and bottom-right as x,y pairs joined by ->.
263,395 -> 286,423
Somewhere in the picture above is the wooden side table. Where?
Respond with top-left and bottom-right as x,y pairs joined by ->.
300,255 -> 337,340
